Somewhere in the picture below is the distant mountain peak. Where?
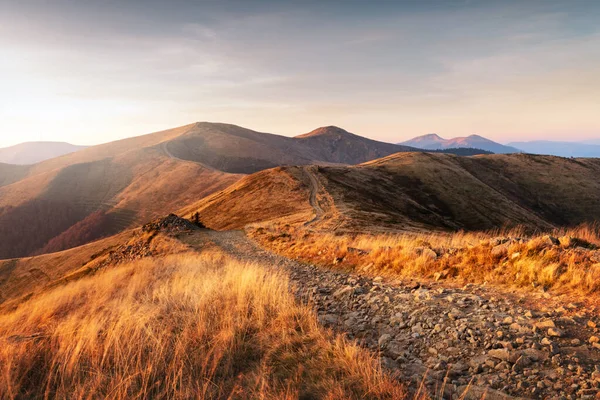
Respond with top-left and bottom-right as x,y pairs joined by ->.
0,141 -> 88,165
295,126 -> 353,139
399,133 -> 520,154
421,133 -> 444,140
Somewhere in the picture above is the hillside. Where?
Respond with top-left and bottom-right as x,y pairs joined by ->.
0,141 -> 87,165
400,133 -> 520,154
188,152 -> 600,233
163,123 -> 418,173
0,122 -> 421,259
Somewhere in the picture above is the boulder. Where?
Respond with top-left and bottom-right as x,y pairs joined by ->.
491,243 -> 510,257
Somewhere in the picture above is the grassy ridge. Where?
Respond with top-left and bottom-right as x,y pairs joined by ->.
0,252 -> 404,399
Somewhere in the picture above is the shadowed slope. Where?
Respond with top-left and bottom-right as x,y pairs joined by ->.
0,144 -> 239,259
0,163 -> 30,187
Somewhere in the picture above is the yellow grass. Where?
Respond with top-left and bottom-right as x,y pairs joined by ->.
251,223 -> 600,297
0,252 -> 405,399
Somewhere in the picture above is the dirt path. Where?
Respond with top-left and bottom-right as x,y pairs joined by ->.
180,230 -> 600,399
302,166 -> 325,226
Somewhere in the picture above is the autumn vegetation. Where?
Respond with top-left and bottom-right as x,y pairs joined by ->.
0,252 -> 405,399
250,223 -> 600,297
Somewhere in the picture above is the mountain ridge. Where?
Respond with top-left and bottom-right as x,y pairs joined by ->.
0,141 -> 88,165
0,121 -> 426,259
400,133 -> 520,154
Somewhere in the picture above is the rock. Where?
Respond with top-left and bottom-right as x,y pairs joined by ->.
535,320 -> 556,329
319,314 -> 339,325
332,286 -> 354,299
548,327 -> 563,337
542,235 -> 560,246
588,320 -> 597,329
378,333 -> 392,348
434,269 -> 450,281
589,336 -> 599,344
512,355 -> 532,372
142,213 -> 199,234
541,337 -> 553,346
492,243 -> 510,257
385,341 -> 404,359
502,316 -> 514,325
421,248 -> 438,260
456,385 -> 527,400
413,288 -> 431,301
488,348 -> 511,362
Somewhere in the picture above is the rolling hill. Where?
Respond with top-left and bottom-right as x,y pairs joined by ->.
0,122 -> 422,259
187,152 -> 600,233
400,133 -> 520,154
0,141 -> 87,165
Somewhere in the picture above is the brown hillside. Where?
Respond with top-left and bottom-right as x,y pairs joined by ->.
180,166 -> 314,230
188,153 -> 600,233
0,146 -> 239,259
164,123 -> 418,173
0,122 -> 419,259
0,231 -> 132,306
294,126 -> 416,165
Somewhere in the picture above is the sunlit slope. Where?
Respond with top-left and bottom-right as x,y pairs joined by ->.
187,153 -> 600,232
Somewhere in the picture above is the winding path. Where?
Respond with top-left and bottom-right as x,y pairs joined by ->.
303,166 -> 325,226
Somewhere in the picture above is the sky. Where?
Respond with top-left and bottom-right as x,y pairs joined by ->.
0,0 -> 599,148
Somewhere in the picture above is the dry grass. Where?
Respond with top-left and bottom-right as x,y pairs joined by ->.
0,252 -> 405,400
250,223 -> 600,297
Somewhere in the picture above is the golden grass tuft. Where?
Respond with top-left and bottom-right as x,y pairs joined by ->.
0,252 -> 405,399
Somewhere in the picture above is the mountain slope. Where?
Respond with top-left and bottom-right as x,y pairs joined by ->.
401,134 -> 520,154
0,141 -> 87,165
507,140 -> 600,157
187,153 -> 600,233
0,122 -> 422,259
164,123 -> 419,173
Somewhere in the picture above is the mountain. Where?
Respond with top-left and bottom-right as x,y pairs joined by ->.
0,141 -> 87,165
0,122 -> 422,259
400,134 -> 520,154
163,124 -> 418,173
581,139 -> 600,145
507,140 -> 600,157
187,153 -> 600,233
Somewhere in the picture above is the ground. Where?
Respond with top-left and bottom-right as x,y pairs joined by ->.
178,229 -> 600,399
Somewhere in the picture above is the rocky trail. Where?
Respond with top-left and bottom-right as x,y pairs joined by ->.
180,229 -> 600,400
303,166 -> 325,226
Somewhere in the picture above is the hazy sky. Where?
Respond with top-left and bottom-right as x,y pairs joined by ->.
0,0 -> 599,147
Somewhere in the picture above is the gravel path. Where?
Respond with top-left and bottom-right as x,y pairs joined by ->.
302,166 -> 325,226
183,229 -> 600,400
